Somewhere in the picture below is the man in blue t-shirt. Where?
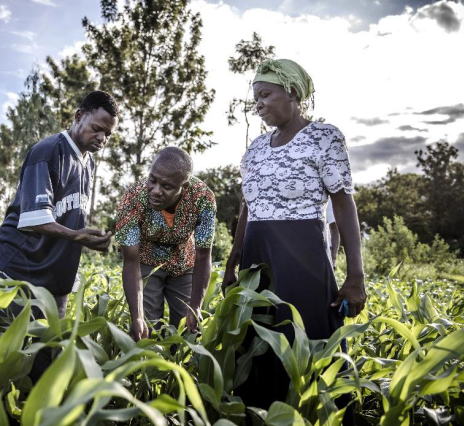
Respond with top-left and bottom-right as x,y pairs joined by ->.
0,90 -> 119,297
0,91 -> 119,375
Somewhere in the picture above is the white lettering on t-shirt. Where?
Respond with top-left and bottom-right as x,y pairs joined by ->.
54,192 -> 84,218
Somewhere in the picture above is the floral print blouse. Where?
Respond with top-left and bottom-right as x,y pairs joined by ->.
115,176 -> 216,276
241,122 -> 353,222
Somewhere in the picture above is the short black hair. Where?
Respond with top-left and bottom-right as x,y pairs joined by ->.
79,90 -> 119,118
155,146 -> 193,181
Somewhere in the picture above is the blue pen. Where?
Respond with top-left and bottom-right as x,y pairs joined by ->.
338,299 -> 349,318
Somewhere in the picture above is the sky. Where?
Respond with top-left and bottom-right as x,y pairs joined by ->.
1,0 -> 463,184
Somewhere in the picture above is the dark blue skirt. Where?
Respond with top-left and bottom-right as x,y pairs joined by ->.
237,219 -> 352,422
241,219 -> 343,340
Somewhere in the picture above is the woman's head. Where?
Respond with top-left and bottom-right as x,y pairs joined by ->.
253,59 -> 314,127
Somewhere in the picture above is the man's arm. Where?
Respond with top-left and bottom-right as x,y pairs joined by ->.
329,222 -> 340,267
29,222 -> 112,251
329,190 -> 366,317
222,203 -> 248,293
121,244 -> 148,341
186,246 -> 212,332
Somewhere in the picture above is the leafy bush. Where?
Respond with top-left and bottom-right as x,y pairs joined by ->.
362,216 -> 463,279
212,220 -> 233,264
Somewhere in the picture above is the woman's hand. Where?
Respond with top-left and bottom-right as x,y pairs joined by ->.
331,273 -> 366,317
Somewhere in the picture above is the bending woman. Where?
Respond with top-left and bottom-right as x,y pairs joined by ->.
223,59 -> 366,417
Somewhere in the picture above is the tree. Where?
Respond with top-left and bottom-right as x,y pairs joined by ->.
0,71 -> 59,214
197,165 -> 242,237
0,56 -> 100,219
227,32 -> 275,148
41,54 -> 97,129
415,141 -> 464,253
82,0 -> 216,192
355,169 -> 428,239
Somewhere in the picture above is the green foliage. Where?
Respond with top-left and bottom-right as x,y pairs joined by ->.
0,56 -> 98,217
212,220 -> 233,263
361,216 -> 463,279
227,32 -> 275,148
82,0 -> 215,187
416,141 -> 464,253
1,259 -> 463,425
197,165 -> 242,237
0,71 -> 60,213
355,169 -> 428,239
356,142 -> 464,256
366,216 -> 429,276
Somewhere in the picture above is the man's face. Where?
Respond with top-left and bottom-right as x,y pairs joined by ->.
253,81 -> 296,127
73,107 -> 117,154
146,160 -> 187,211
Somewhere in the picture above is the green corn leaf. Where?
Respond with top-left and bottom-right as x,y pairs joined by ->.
265,401 -> 306,426
187,342 -> 224,402
107,358 -> 207,422
0,392 -> 9,426
107,322 -> 136,353
0,286 -> 18,309
314,322 -> 371,370
76,348 -> 103,379
24,283 -> 61,338
388,262 -> 403,278
77,316 -> 107,337
0,300 -> 30,362
386,282 -> 407,322
419,366 -> 458,396
38,379 -> 167,426
234,337 -> 269,389
21,341 -> 76,426
328,377 -> 381,395
213,420 -> 238,426
388,347 -> 422,405
320,358 -> 346,388
97,293 -> 110,317
316,391 -> 345,426
199,383 -> 220,412
202,271 -> 219,310
149,394 -> 186,414
260,290 -> 305,330
252,321 -> 300,393
372,317 -> 422,355
218,401 -> 246,416
292,323 -> 311,377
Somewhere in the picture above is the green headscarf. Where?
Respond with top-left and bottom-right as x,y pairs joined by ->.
253,58 -> 315,110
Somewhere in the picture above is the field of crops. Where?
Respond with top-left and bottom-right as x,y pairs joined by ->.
0,254 -> 463,426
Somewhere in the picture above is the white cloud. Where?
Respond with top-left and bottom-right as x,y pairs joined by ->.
2,92 -> 20,119
58,41 -> 85,58
0,4 -> 11,22
31,0 -> 56,6
11,43 -> 40,54
11,30 -> 36,41
188,0 -> 464,183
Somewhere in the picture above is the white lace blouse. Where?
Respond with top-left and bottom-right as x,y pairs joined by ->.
240,122 -> 354,222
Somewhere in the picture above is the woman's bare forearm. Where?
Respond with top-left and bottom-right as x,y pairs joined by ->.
330,191 -> 364,278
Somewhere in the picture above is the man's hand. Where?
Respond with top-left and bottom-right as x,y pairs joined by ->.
186,309 -> 199,333
331,274 -> 366,317
75,228 -> 112,251
222,267 -> 237,295
129,317 -> 148,341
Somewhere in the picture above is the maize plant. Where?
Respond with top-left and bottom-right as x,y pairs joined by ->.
0,255 -> 463,426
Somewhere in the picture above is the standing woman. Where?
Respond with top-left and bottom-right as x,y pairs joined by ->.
223,59 -> 366,418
